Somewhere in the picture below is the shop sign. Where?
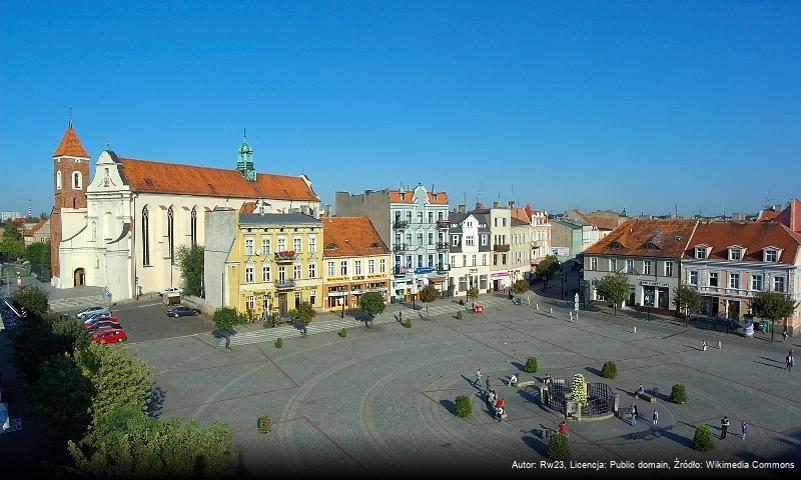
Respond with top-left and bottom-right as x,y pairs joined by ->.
352,275 -> 365,280
327,276 -> 348,282
641,281 -> 669,288
491,271 -> 509,279
367,274 -> 386,279
415,267 -> 434,274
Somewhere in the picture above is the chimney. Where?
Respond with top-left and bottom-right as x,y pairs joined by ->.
458,204 -> 465,214
258,198 -> 264,215
324,204 -> 332,217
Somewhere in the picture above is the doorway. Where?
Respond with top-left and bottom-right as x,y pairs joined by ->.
727,300 -> 740,320
278,294 -> 288,317
73,268 -> 85,286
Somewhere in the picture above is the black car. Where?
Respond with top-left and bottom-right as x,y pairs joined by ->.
86,320 -> 121,332
166,306 -> 201,318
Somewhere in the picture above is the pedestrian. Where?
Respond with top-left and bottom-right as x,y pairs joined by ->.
783,329 -> 788,342
787,354 -> 795,371
741,421 -> 748,440
544,373 -> 552,386
475,368 -> 482,387
224,333 -> 231,351
495,405 -> 505,422
652,409 -> 659,426
485,376 -> 491,392
637,384 -> 644,396
721,416 -> 730,439
487,389 -> 497,405
558,421 -> 569,437
702,340 -> 707,351
508,374 -> 518,387
630,403 -> 638,425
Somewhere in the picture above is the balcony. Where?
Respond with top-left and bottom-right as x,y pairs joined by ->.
394,266 -> 410,277
493,244 -> 510,252
436,219 -> 450,229
437,263 -> 450,273
393,244 -> 405,252
393,220 -> 410,229
275,251 -> 297,262
436,241 -> 449,250
275,279 -> 296,290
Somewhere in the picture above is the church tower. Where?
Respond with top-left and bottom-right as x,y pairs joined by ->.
236,129 -> 256,182
50,118 -> 90,281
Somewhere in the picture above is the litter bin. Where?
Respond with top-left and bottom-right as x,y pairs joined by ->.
473,304 -> 484,314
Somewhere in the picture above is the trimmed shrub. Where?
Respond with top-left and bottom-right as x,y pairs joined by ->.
257,415 -> 272,433
455,311 -> 464,320
454,395 -> 472,417
547,434 -> 571,461
523,356 -> 538,373
671,384 -> 687,404
571,374 -> 587,405
404,318 -> 412,328
338,328 -> 347,338
693,425 -> 715,452
600,361 -> 618,379
275,338 -> 283,349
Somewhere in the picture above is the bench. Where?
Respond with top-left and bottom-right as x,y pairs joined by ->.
637,393 -> 656,403
517,380 -> 536,388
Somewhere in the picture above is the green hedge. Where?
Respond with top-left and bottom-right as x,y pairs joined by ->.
547,434 -> 571,461
524,356 -> 538,373
454,395 -> 472,417
275,338 -> 283,348
671,384 -> 687,404
693,425 -> 714,452
257,415 -> 272,433
600,361 -> 617,379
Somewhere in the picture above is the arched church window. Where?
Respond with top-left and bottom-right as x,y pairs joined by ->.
56,171 -> 62,190
142,206 -> 150,266
168,206 -> 175,264
191,207 -> 197,246
73,172 -> 82,189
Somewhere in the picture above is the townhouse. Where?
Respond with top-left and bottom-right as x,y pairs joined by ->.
447,211 -> 492,297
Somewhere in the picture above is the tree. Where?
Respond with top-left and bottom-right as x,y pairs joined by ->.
358,291 -> 385,327
419,284 -> 439,318
33,352 -> 94,440
535,255 -> 559,288
0,236 -> 24,260
288,302 -> 316,336
176,244 -> 204,297
10,313 -> 91,382
751,291 -> 798,342
466,287 -> 479,304
547,433 -> 571,461
512,279 -> 529,296
24,239 -> 52,268
211,307 -> 245,332
595,273 -> 629,316
3,220 -> 21,240
673,285 -> 701,326
12,285 -> 50,318
68,407 -> 242,479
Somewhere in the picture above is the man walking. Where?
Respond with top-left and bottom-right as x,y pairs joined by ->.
485,376 -> 491,392
783,329 -> 789,343
652,409 -> 659,426
474,368 -> 483,388
741,421 -> 748,440
630,403 -> 638,425
508,374 -> 518,387
787,353 -> 795,371
721,416 -> 730,439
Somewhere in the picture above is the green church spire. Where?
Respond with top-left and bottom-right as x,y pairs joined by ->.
236,129 -> 256,182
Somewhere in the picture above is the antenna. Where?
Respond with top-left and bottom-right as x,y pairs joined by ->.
68,107 -> 73,128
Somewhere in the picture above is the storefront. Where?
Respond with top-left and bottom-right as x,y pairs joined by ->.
641,280 -> 670,310
491,271 -> 509,292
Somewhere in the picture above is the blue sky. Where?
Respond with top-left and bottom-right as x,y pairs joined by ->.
1,1 -> 800,217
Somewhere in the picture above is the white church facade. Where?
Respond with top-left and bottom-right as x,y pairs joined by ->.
50,125 -> 322,301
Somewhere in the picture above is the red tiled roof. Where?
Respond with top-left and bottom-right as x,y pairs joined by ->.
684,222 -> 801,263
239,202 -> 257,214
24,219 -> 47,237
583,213 -> 624,231
584,219 -> 697,258
757,210 -> 779,222
774,198 -> 801,233
322,216 -> 389,257
389,190 -> 448,205
119,158 -> 320,201
54,126 -> 89,157
511,207 -> 531,224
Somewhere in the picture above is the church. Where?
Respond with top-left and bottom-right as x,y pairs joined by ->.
50,122 -> 322,301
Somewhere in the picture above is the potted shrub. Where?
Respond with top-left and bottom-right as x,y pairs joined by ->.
257,415 -> 272,433
670,384 -> 687,404
404,318 -> 412,328
693,425 -> 715,452
524,356 -> 538,373
338,328 -> 348,338
454,395 -> 472,417
455,311 -> 464,320
601,361 -> 618,379
547,433 -> 571,461
275,337 -> 283,348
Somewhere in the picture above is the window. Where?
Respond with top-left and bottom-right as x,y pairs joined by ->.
459,276 -> 468,292
462,255 -> 467,267
56,170 -> 62,190
428,254 -> 434,267
729,272 -> 740,289
295,292 -> 301,308
417,212 -> 423,223
428,233 -> 434,245
380,259 -> 386,273
590,257 -> 597,270
689,271 -> 698,286
481,235 -> 488,246
417,233 -> 423,245
246,296 -> 254,311
340,261 -> 348,276
406,233 -> 412,245
417,255 -> 423,267
245,267 -> 254,284
245,238 -> 254,256
142,206 -> 150,266
765,249 -> 777,262
774,276 -> 785,293
406,256 -> 412,268
626,260 -> 635,273
167,206 -> 175,263
482,254 -> 487,266
294,264 -> 301,279
472,254 -> 477,266
262,265 -> 271,282
355,260 -> 362,275
709,272 -> 719,287
278,237 -> 286,251
72,171 -> 82,189
368,259 -> 375,274
308,235 -> 316,253
452,235 -> 459,247
428,212 -> 434,223
729,248 -> 741,261
309,291 -> 316,306
751,274 -> 762,291
695,247 -> 706,259
643,260 -> 652,275
294,237 -> 302,253
465,235 -> 475,246
190,207 -> 197,246
278,266 -> 286,281
502,254 -> 507,265
309,263 -> 316,278
262,237 -> 271,255
665,261 -> 674,277
327,261 -> 335,276
610,258 -> 618,272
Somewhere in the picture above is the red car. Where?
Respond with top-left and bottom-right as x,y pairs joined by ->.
82,315 -> 120,328
92,327 -> 127,344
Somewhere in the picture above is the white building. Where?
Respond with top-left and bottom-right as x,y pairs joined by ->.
447,211 -> 492,296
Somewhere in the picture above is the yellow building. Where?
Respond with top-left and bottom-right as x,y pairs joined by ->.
321,216 -> 391,311
213,211 -> 324,319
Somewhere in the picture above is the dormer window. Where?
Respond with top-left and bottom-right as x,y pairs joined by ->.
609,241 -> 623,250
764,248 -> 778,262
729,248 -> 742,261
695,247 -> 707,259
326,243 -> 338,250
643,242 -> 658,249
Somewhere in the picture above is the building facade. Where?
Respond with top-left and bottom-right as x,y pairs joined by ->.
204,210 -> 324,318
682,222 -> 801,332
583,219 -> 698,314
551,217 -> 601,261
24,218 -> 50,245
52,129 -> 322,300
321,216 -> 390,311
447,212 -> 491,297
335,185 -> 450,300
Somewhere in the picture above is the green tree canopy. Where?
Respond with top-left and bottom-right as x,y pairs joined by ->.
12,285 -> 50,318
595,273 -> 630,315
33,352 -> 94,440
176,244 -> 204,297
10,313 -> 91,382
751,291 -> 798,342
68,407 -> 242,479
512,279 -> 529,295
288,302 -> 316,325
673,285 -> 701,321
0,236 -> 24,259
211,307 -> 246,333
466,287 -> 479,302
535,255 -> 559,286
419,284 -> 439,317
359,291 -> 386,323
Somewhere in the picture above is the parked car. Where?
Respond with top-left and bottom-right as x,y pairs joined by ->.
1,297 -> 27,319
76,306 -> 107,319
82,315 -> 120,328
92,327 -> 127,344
86,320 -> 122,332
82,310 -> 112,322
159,287 -> 183,297
166,306 -> 201,318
